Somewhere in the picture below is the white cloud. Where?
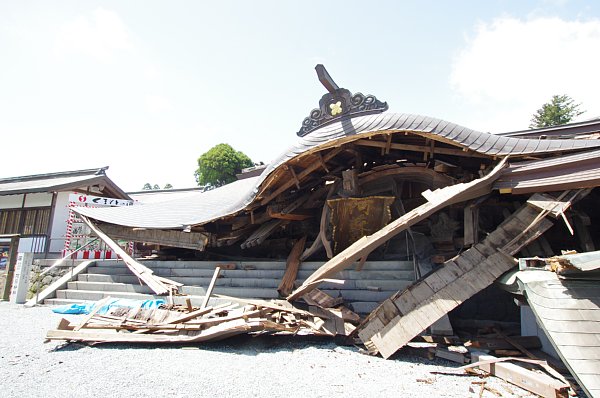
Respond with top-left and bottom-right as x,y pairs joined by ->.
143,65 -> 160,80
55,8 -> 133,62
450,17 -> 600,131
145,94 -> 172,112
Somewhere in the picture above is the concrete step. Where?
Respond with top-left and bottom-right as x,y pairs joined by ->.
66,281 -> 206,296
43,298 -> 94,306
79,273 -> 413,291
94,260 -> 415,271
86,266 -> 415,281
58,284 -> 400,303
319,289 -> 400,302
349,301 -> 380,314
54,289 -> 230,307
56,289 -> 157,301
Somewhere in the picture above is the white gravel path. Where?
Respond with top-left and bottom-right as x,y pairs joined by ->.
0,302 -> 540,398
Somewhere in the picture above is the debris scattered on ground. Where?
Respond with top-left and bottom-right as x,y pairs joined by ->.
45,296 -> 357,344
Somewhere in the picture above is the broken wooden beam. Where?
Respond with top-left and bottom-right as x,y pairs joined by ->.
287,158 -> 508,301
97,223 -> 209,251
200,267 -> 222,310
277,236 -> 307,296
79,215 -> 179,295
470,353 -> 571,398
356,198 -> 555,359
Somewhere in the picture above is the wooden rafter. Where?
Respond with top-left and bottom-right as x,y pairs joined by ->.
259,147 -> 344,206
286,165 -> 301,189
317,153 -> 330,173
355,138 -> 488,159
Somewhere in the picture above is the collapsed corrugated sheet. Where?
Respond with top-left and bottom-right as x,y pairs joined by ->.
503,269 -> 600,398
75,176 -> 260,229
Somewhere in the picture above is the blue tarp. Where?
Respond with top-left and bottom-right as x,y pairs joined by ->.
52,298 -> 166,315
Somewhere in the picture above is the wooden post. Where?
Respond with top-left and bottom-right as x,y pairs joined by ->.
200,266 -> 221,310
342,169 -> 359,196
277,236 -> 307,296
1,235 -> 20,301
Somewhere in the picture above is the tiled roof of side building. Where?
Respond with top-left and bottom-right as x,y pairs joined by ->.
0,167 -> 129,199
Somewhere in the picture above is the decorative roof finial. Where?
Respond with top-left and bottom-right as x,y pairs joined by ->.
297,65 -> 388,137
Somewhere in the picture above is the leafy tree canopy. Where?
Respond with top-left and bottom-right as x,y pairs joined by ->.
529,94 -> 585,129
164,183 -> 173,189
142,183 -> 152,190
195,143 -> 253,187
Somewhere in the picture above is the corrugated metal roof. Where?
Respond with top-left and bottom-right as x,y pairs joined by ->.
75,176 -> 260,228
511,270 -> 600,398
499,117 -> 600,138
129,187 -> 207,204
494,149 -> 600,193
76,113 -> 600,228
553,250 -> 600,272
0,167 -> 129,198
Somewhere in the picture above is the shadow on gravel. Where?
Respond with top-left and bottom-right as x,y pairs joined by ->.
49,342 -> 89,352
62,334 -> 362,357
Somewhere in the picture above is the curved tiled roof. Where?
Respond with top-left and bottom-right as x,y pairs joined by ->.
76,113 -> 600,229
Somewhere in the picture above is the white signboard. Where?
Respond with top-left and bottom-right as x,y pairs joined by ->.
10,252 -> 33,304
63,193 -> 134,259
68,193 -> 134,207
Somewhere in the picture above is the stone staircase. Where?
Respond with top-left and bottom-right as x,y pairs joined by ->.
45,260 -> 416,314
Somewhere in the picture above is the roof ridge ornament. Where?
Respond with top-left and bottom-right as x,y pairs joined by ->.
296,64 -> 389,137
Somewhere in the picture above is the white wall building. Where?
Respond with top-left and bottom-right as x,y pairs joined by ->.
0,167 -> 129,258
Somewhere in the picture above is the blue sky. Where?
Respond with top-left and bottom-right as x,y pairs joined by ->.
1,1 -> 599,191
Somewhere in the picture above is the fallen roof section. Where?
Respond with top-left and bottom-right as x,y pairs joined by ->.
355,196 -> 557,359
74,176 -> 260,229
73,112 -> 600,230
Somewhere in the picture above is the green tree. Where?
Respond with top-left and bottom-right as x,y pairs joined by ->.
164,183 -> 173,189
195,143 -> 253,187
530,95 -> 585,129
142,183 -> 152,190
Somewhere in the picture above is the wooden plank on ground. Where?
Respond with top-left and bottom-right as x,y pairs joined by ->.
74,297 -> 113,331
471,353 -> 570,398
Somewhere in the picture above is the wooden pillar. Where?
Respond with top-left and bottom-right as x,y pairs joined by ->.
44,192 -> 58,258
342,169 -> 359,196
1,235 -> 20,301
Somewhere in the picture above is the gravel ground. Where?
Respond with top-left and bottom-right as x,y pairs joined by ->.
0,302 -> 541,398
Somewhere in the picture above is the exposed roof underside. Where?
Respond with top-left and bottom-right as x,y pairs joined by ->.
75,113 -> 600,229
0,167 -> 129,199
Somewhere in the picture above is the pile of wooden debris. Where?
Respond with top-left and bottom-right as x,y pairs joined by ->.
45,295 -> 359,344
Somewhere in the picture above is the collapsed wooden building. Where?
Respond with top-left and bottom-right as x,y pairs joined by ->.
44,66 -> 600,396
